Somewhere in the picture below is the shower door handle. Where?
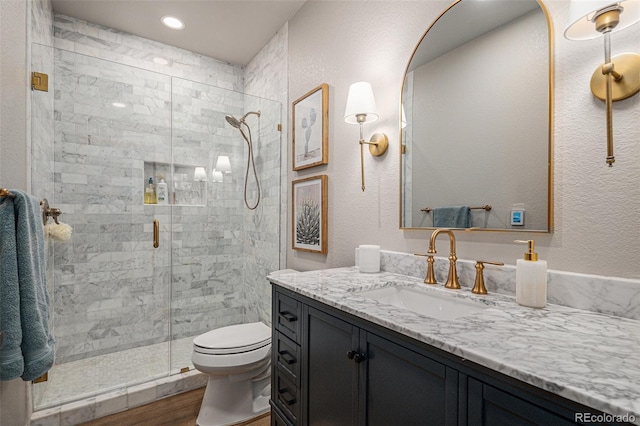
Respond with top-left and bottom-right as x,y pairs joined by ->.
153,219 -> 159,248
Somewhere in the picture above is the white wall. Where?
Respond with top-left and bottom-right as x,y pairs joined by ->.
0,0 -> 28,191
0,1 -> 32,424
287,0 -> 640,280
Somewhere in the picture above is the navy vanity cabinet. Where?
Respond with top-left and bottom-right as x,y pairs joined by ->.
271,286 -> 458,426
272,290 -> 303,425
306,306 -> 359,425
466,379 -> 574,426
271,285 -> 621,426
360,330 -> 459,425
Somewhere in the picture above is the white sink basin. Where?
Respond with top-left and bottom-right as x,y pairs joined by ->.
355,285 -> 488,321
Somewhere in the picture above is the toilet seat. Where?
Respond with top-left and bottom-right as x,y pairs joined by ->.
193,322 -> 271,355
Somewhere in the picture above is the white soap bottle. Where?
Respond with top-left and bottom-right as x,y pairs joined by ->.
514,239 -> 547,308
156,175 -> 168,205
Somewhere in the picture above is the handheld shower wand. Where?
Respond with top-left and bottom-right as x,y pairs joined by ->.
225,111 -> 261,210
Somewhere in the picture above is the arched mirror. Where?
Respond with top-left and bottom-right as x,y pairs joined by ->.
400,0 -> 553,232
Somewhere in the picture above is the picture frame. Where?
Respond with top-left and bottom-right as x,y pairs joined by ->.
292,83 -> 328,171
292,175 -> 328,254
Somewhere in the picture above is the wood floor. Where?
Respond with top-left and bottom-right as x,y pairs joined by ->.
80,387 -> 270,426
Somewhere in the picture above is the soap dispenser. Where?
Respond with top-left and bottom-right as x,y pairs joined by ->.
144,177 -> 157,204
514,239 -> 547,308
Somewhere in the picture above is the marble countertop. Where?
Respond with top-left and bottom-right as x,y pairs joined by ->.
268,267 -> 640,423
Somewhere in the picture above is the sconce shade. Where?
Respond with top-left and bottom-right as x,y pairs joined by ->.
565,0 -> 640,39
215,155 -> 231,173
194,167 -> 207,181
212,169 -> 223,182
344,82 -> 379,124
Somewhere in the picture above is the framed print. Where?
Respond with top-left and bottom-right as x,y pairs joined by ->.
292,175 -> 328,254
292,83 -> 328,171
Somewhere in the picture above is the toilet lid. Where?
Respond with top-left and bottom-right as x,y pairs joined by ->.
193,322 -> 271,354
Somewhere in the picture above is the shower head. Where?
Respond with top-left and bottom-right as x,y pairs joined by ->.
241,110 -> 261,121
225,111 -> 261,129
225,115 -> 242,129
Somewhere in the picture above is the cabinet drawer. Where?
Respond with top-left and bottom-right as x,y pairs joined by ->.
275,291 -> 301,343
274,369 -> 300,425
271,406 -> 292,426
275,332 -> 300,385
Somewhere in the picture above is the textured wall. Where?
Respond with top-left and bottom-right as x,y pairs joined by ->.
0,0 -> 28,191
1,1 -> 50,424
287,0 -> 640,280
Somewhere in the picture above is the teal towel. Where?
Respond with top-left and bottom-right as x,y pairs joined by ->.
0,190 -> 55,381
433,206 -> 470,228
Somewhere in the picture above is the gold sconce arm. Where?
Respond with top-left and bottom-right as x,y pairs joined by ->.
590,50 -> 640,167
565,3 -> 640,168
359,133 -> 389,191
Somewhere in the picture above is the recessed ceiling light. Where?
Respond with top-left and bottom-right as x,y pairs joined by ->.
161,16 -> 185,30
112,102 -> 126,108
153,57 -> 170,65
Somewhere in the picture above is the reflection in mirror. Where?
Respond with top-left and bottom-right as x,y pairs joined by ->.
401,0 -> 553,232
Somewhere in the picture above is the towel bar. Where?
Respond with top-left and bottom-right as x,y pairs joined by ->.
1,190 -> 63,225
421,205 -> 492,213
40,199 -> 62,226
0,188 -> 16,199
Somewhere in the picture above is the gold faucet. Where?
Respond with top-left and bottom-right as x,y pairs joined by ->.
426,229 -> 460,289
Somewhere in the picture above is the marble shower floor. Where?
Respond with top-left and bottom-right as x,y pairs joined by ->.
33,336 -> 195,410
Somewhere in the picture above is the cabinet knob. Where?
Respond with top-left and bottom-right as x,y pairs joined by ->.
347,350 -> 356,359
353,353 -> 366,363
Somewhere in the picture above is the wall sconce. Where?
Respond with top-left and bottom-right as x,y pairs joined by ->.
564,0 -> 640,167
212,169 -> 224,183
215,156 -> 231,173
344,82 -> 389,191
193,167 -> 207,182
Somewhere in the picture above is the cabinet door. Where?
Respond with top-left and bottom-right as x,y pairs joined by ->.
305,307 -> 360,425
468,378 -> 575,426
362,331 -> 458,426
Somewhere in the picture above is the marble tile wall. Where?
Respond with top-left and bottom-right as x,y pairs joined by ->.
47,14 -> 283,364
169,78 -> 247,349
52,49 -> 174,362
53,15 -> 243,91
243,24 -> 288,326
381,250 -> 640,320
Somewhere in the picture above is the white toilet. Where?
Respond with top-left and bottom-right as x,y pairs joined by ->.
191,322 -> 272,426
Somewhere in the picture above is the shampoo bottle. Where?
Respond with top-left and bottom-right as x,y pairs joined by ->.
144,177 -> 157,204
156,175 -> 168,205
514,239 -> 547,308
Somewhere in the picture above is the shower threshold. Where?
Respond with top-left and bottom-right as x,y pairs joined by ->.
32,336 -> 201,420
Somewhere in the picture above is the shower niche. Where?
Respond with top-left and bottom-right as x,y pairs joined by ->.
143,161 -> 208,206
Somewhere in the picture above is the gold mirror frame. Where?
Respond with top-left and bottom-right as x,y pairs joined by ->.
399,0 -> 554,233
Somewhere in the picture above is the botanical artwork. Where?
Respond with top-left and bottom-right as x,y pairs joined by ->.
292,84 -> 328,170
292,175 -> 327,253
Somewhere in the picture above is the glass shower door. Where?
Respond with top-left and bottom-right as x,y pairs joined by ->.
169,78 -> 281,373
32,47 -> 173,410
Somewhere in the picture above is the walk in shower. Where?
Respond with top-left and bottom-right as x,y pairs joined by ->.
30,44 -> 281,410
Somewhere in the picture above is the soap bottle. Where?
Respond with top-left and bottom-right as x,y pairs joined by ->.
144,177 -> 157,204
156,175 -> 168,205
514,239 -> 547,308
